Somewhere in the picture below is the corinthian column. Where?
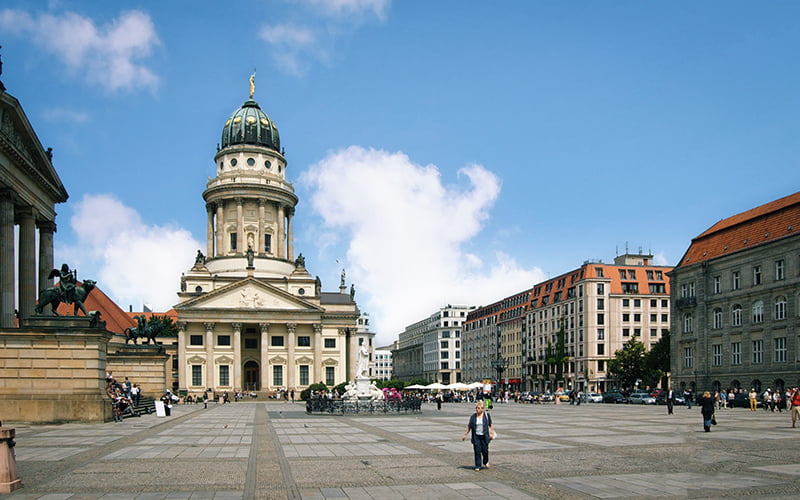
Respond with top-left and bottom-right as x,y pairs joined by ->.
232,322 -> 242,390
0,190 -> 16,328
286,206 -> 294,261
17,207 -> 36,319
205,322 -> 215,389
235,198 -> 244,254
313,323 -> 322,384
177,321 -> 187,392
277,204 -> 285,259
260,323 -> 270,391
206,203 -> 215,257
286,323 -> 296,390
37,221 -> 56,297
216,202 -> 224,256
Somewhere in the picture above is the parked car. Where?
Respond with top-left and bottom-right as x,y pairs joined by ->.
582,392 -> 603,403
655,392 -> 686,406
603,391 -> 628,404
628,392 -> 656,404
729,392 -> 762,408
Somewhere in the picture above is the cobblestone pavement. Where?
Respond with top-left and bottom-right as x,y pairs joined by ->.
5,400 -> 800,499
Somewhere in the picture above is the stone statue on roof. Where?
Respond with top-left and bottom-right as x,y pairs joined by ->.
249,70 -> 256,99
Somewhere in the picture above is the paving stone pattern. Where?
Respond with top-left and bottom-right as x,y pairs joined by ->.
5,400 -> 800,498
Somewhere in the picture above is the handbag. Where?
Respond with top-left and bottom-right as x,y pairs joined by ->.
711,416 -> 717,425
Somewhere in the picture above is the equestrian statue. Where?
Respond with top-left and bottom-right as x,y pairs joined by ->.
124,314 -> 163,345
35,263 -> 97,316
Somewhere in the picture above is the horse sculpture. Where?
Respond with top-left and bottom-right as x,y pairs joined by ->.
124,315 -> 163,345
35,279 -> 97,316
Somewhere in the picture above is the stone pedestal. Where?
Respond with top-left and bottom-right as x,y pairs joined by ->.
355,377 -> 370,399
107,343 -> 170,398
0,316 -> 114,423
0,427 -> 21,493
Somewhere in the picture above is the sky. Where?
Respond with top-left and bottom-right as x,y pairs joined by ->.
2,1 -> 800,346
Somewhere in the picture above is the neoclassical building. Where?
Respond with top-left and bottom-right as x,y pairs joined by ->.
174,84 -> 363,395
0,79 -> 69,327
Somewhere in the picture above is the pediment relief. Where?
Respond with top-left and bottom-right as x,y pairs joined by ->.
270,356 -> 286,365
215,355 -> 234,364
321,357 -> 339,366
296,356 -> 313,364
180,278 -> 320,311
187,355 -> 206,365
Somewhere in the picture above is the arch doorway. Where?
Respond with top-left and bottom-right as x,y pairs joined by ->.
244,361 -> 260,391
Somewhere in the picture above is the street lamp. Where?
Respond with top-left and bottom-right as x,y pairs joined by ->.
492,356 -> 508,396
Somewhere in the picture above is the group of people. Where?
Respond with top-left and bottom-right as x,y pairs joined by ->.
106,372 -> 144,421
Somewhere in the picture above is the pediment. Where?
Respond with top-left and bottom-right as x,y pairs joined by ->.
296,356 -> 313,364
177,278 -> 322,312
215,355 -> 234,364
270,355 -> 286,364
187,355 -> 206,364
321,357 -> 339,366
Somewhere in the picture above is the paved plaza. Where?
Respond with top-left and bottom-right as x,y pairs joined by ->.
5,400 -> 800,499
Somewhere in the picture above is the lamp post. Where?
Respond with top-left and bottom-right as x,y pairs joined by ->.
492,356 -> 508,398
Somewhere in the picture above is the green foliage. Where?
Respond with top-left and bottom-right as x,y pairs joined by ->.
148,314 -> 179,337
301,382 -> 327,400
607,334 -> 671,390
409,378 -> 430,387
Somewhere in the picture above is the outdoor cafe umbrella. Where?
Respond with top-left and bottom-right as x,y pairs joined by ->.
425,383 -> 447,390
404,384 -> 426,389
446,382 -> 471,391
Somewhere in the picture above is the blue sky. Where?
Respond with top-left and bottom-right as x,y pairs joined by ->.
2,1 -> 799,345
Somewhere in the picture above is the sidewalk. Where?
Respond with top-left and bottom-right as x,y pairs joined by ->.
5,400 -> 800,498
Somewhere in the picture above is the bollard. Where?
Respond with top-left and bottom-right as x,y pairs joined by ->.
0,426 -> 22,493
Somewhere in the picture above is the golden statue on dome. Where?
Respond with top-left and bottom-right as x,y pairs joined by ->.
249,69 -> 256,99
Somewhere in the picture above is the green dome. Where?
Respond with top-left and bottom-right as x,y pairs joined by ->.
220,99 -> 280,151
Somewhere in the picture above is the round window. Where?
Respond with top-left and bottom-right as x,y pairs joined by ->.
247,158 -> 255,166
195,286 -> 203,293
264,160 -> 271,169
298,288 -> 305,295
231,158 -> 238,167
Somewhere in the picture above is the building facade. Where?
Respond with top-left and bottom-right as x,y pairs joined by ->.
462,290 -> 532,391
0,82 -> 69,327
373,342 -> 395,381
175,85 -> 361,395
670,192 -> 800,394
393,305 -> 474,383
525,253 -> 672,394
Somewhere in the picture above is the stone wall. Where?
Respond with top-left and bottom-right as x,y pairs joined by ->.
0,316 -> 113,423
106,343 -> 170,399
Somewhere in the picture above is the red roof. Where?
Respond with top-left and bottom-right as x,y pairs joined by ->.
52,282 -> 137,334
678,191 -> 800,267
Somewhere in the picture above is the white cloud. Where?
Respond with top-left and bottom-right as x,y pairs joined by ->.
0,9 -> 160,92
260,0 -> 390,75
56,194 -> 202,311
298,0 -> 390,20
301,146 -> 545,343
42,107 -> 90,124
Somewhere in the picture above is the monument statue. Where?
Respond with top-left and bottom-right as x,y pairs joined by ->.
246,246 -> 254,267
295,253 -> 305,268
35,263 -> 97,316
124,314 -> 163,345
195,250 -> 206,265
249,70 -> 256,99
350,284 -> 355,300
314,276 -> 321,295
356,342 -> 370,379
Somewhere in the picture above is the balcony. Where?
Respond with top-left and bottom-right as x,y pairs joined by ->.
675,297 -> 697,308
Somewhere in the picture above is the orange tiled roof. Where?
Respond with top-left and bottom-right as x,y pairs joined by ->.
53,282 -> 137,334
678,191 -> 800,267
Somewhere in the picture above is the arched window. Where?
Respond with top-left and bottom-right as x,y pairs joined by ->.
712,308 -> 723,329
752,300 -> 764,323
775,296 -> 787,320
683,312 -> 693,333
732,304 -> 742,327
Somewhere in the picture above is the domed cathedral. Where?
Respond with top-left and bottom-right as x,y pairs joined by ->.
174,77 -> 364,396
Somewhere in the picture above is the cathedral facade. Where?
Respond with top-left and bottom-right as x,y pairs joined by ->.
174,85 -> 363,395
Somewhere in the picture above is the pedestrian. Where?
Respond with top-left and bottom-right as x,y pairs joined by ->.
790,388 -> 800,428
461,400 -> 496,471
161,392 -> 172,416
749,388 -> 758,411
666,387 -> 674,415
684,389 -> 692,409
203,391 -> 208,409
699,391 -> 715,432
290,389 -> 295,402
773,391 -> 783,413
130,384 -> 140,407
436,393 -> 443,410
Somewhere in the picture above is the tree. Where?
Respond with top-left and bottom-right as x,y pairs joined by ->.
147,314 -> 179,337
644,331 -> 670,387
544,317 -> 569,387
607,338 -> 648,390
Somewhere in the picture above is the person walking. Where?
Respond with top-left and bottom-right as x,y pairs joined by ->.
666,388 -> 675,415
462,400 -> 496,471
749,388 -> 758,411
699,391 -> 715,432
790,388 -> 800,428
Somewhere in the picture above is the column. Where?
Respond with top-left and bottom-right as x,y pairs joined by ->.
286,207 -> 294,262
177,321 -> 187,391
232,322 -> 242,390
313,323 -> 322,384
204,322 -> 215,389
339,328 -> 350,382
206,203 -> 215,257
215,202 -> 224,256
0,190 -> 16,328
277,205 -> 285,259
286,323 -> 296,390
259,323 -> 270,391
16,207 -> 36,320
36,221 -> 56,297
258,199 -> 266,255
235,198 -> 243,254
